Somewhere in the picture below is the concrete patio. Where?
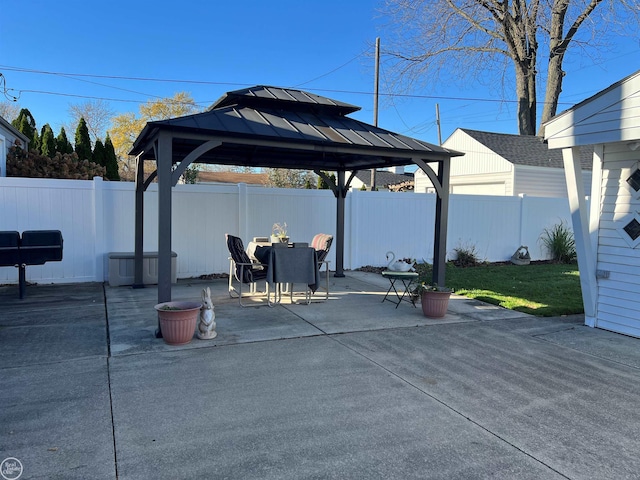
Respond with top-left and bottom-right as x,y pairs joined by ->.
1,272 -> 640,479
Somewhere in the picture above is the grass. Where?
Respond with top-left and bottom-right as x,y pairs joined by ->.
414,262 -> 583,317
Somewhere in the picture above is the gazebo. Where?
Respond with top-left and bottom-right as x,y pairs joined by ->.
129,85 -> 462,315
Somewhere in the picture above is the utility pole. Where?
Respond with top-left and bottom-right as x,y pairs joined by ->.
370,37 -> 380,191
436,103 -> 442,146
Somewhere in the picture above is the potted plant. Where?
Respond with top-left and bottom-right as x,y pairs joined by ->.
271,222 -> 289,244
413,282 -> 452,318
154,301 -> 202,345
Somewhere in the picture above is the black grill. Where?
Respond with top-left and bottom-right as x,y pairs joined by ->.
0,230 -> 64,298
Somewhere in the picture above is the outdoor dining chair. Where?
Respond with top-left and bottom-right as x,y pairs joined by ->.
226,233 -> 273,307
310,233 -> 333,300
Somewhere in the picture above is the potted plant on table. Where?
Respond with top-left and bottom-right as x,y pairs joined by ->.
413,282 -> 453,318
271,222 -> 289,244
154,301 -> 202,345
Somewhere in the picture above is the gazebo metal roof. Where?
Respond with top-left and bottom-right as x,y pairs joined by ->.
130,85 -> 456,171
130,85 -> 462,334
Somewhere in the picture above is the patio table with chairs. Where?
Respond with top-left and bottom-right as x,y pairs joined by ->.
226,233 -> 333,307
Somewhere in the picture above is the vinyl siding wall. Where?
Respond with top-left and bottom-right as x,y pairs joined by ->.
515,165 -> 593,198
595,142 -> 640,336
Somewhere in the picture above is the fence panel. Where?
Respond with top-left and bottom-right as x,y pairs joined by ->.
448,194 -> 522,262
0,177 -> 97,283
0,177 -> 576,284
349,191 -> 436,267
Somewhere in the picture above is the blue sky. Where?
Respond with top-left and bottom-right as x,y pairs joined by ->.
1,0 -> 638,147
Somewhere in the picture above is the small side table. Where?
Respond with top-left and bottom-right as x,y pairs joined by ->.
381,270 -> 419,308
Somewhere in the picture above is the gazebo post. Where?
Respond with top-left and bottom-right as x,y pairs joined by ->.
432,159 -> 450,287
156,131 -> 173,337
335,170 -> 346,277
133,155 -> 145,288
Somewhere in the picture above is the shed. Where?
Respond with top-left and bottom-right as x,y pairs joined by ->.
544,69 -> 640,337
129,85 -> 462,317
0,115 -> 29,177
415,128 -> 593,197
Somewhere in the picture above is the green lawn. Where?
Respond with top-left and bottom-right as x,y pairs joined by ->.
415,262 -> 583,317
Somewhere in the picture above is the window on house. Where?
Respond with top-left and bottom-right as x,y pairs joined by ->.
623,218 -> 640,242
617,212 -> 640,248
626,169 -> 640,193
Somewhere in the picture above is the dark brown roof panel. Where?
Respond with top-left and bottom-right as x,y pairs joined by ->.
259,111 -> 304,138
130,85 -> 461,168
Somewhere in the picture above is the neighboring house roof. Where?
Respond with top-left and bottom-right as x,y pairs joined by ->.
354,170 -> 414,188
198,171 -> 268,186
0,115 -> 29,146
458,128 -> 593,170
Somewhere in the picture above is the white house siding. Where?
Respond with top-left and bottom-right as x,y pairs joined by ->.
449,172 -> 511,195
1,122 -> 26,177
0,134 -> 6,177
415,129 -> 513,194
514,165 -> 593,198
445,129 -> 513,175
595,142 -> 640,337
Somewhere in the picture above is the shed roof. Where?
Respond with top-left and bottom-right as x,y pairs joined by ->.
457,129 -> 593,170
130,85 -> 461,171
544,69 -> 640,149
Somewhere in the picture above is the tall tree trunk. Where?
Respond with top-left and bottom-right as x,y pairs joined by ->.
540,53 -> 565,135
515,60 -> 536,135
539,0 -> 569,135
504,0 -> 538,135
538,0 -> 603,135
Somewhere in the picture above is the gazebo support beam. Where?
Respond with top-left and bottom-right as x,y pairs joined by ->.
156,131 -> 173,338
432,159 -> 450,287
315,169 -> 356,277
335,170 -> 346,277
134,155 -> 146,288
413,158 -> 449,287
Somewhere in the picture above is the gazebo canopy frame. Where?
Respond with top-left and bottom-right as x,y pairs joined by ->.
129,86 -> 462,334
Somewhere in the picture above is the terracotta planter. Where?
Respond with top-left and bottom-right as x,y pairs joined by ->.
420,290 -> 451,318
154,301 -> 202,345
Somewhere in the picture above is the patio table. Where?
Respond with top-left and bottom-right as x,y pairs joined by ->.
381,270 -> 418,308
254,245 -> 319,304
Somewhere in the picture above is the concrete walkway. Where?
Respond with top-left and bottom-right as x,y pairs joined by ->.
1,272 -> 640,479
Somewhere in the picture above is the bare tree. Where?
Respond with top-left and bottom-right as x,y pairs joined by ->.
68,99 -> 114,143
0,101 -> 21,122
381,0 -> 639,135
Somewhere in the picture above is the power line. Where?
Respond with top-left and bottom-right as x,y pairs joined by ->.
0,65 -> 253,88
1,63 -> 574,106
293,47 -> 371,88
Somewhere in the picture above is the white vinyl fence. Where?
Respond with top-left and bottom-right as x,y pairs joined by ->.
0,176 -> 573,285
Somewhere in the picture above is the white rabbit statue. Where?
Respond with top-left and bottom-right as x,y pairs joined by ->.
197,287 -> 217,340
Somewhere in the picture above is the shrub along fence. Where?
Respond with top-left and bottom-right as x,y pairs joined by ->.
0,176 -> 572,285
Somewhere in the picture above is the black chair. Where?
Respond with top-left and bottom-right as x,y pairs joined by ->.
226,234 -> 273,307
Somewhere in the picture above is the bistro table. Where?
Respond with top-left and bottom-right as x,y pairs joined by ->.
381,270 -> 419,308
254,244 -> 319,304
